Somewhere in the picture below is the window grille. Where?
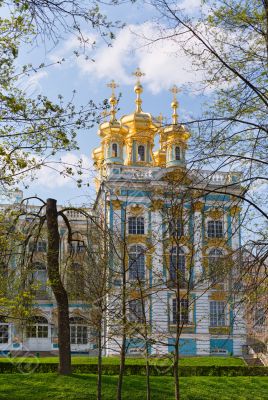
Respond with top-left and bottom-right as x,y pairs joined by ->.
128,217 -> 145,235
129,245 -> 145,281
207,220 -> 223,238
210,301 -> 226,327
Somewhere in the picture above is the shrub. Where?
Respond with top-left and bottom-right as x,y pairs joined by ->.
0,363 -> 267,376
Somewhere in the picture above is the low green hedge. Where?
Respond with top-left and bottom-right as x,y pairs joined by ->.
0,363 -> 267,376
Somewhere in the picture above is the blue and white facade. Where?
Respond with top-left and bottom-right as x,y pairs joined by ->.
92,80 -> 246,357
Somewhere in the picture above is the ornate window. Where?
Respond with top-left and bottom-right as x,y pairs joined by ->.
29,241 -> 47,252
68,263 -> 84,298
172,298 -> 189,324
70,317 -> 88,344
112,143 -> 118,157
68,241 -> 85,253
129,245 -> 145,281
175,146 -> 181,160
128,216 -> 145,235
0,317 -> 8,344
208,249 -> 224,284
169,218 -> 184,238
169,247 -> 186,288
138,145 -> 145,161
26,316 -> 49,338
209,301 -> 226,327
255,307 -> 265,327
129,299 -> 144,322
31,262 -> 48,299
207,220 -> 223,238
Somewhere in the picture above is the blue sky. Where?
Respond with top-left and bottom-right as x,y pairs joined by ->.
17,0 -> 206,206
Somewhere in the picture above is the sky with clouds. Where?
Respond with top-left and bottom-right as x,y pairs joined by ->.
15,0 -> 208,206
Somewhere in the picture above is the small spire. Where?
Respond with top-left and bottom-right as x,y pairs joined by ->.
107,79 -> 119,122
132,67 -> 145,113
169,84 -> 181,124
156,113 -> 164,126
101,109 -> 109,121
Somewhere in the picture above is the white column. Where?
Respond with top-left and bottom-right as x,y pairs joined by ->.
193,202 -> 204,283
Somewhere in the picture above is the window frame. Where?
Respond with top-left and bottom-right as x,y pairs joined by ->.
169,218 -> 184,238
112,143 -> 118,158
207,220 -> 224,238
70,317 -> 88,345
209,301 -> 227,327
171,298 -> 189,325
175,146 -> 181,161
128,299 -> 144,323
208,248 -> 225,284
128,216 -> 145,235
0,323 -> 9,344
26,316 -> 49,339
169,246 -> 186,288
137,145 -> 145,162
128,245 -> 146,281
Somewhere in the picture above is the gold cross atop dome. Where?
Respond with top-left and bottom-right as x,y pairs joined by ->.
132,67 -> 145,113
106,79 -> 119,122
169,84 -> 180,124
107,79 -> 119,96
132,67 -> 145,84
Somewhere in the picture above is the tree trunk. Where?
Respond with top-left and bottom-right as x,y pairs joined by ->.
46,198 -> 71,375
117,238 -> 127,400
97,325 -> 102,400
145,347 -> 151,400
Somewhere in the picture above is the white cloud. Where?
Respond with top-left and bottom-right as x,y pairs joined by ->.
179,0 -> 202,13
19,70 -> 48,96
50,22 -> 202,94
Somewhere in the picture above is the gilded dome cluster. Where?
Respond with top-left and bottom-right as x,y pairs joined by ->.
92,69 -> 190,175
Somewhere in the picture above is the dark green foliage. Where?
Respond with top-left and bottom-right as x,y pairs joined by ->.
0,362 -> 267,376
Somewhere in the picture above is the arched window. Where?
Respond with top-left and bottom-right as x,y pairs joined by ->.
175,146 -> 181,160
138,145 -> 145,161
29,241 -> 47,252
70,317 -> 88,344
129,245 -> 145,281
68,263 -> 84,298
112,143 -> 118,157
169,247 -> 186,287
26,316 -> 48,338
208,249 -> 224,283
128,216 -> 144,234
31,262 -> 48,299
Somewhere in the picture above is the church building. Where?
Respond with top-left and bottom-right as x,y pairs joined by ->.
92,69 -> 246,356
0,69 -> 246,357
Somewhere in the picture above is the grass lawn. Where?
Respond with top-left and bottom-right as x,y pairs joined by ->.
0,356 -> 245,366
0,373 -> 267,399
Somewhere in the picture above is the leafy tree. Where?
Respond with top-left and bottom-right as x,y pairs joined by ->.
0,0 -> 122,188
150,0 -> 268,220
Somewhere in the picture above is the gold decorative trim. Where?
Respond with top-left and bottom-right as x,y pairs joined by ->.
207,209 -> 224,219
127,234 -> 148,245
111,200 -> 122,210
204,238 -> 228,249
210,291 -> 227,301
230,206 -> 241,217
164,168 -> 191,184
129,204 -> 144,216
192,201 -> 204,212
164,236 -> 192,248
150,199 -> 164,211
